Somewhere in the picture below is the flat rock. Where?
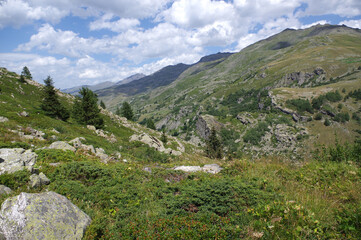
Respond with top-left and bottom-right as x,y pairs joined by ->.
0,191 -> 91,240
173,164 -> 222,174
47,141 -> 76,152
0,185 -> 12,196
0,148 -> 37,175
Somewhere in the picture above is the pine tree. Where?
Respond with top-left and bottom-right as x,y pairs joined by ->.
146,118 -> 156,130
115,106 -> 121,116
72,87 -> 104,129
121,101 -> 134,121
161,129 -> 167,144
40,76 -> 69,121
205,128 -> 223,159
21,66 -> 32,80
100,100 -> 106,109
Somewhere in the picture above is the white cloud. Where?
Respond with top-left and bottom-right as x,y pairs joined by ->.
339,19 -> 361,29
89,14 -> 140,32
301,0 -> 361,17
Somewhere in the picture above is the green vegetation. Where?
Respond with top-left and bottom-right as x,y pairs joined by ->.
146,118 -> 156,130
286,98 -> 313,114
243,122 -> 269,145
334,112 -> 350,123
40,76 -> 70,121
73,87 -> 104,129
100,100 -> 106,109
205,128 -> 223,159
121,101 -> 134,121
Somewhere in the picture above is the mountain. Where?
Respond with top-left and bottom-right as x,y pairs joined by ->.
115,73 -> 146,85
62,81 -> 115,95
98,24 -> 361,157
0,25 -> 360,239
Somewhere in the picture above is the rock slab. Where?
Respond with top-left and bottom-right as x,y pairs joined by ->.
0,185 -> 12,196
0,148 -> 37,175
0,191 -> 91,240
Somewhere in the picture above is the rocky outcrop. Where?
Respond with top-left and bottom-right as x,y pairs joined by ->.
0,148 -> 37,175
0,191 -> 91,240
0,185 -> 12,196
275,67 -> 326,88
47,141 -> 76,152
87,125 -> 117,143
29,172 -> 50,188
236,113 -> 255,125
130,133 -> 182,156
196,115 -> 224,139
173,164 -> 222,174
0,117 -> 8,123
69,137 -> 95,154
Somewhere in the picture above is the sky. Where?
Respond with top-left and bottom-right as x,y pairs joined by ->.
0,0 -> 361,89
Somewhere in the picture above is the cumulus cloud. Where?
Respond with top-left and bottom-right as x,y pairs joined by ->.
339,19 -> 361,29
89,14 -> 140,32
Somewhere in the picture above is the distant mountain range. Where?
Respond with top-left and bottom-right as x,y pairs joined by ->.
62,73 -> 146,95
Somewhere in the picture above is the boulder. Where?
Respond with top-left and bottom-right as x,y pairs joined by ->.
0,185 -> 12,196
196,115 -> 223,139
29,172 -> 50,188
0,149 -> 37,175
95,148 -> 110,163
69,137 -> 95,154
173,164 -> 222,174
0,191 -> 91,240
18,111 -> 29,117
0,117 -> 8,123
47,141 -> 76,152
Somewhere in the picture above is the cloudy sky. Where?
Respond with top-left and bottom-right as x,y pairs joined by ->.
0,0 -> 361,89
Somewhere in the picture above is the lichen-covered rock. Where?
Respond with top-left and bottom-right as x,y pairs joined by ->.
0,185 -> 12,196
29,173 -> 50,188
69,137 -> 95,154
47,141 -> 76,152
0,117 -> 8,123
0,148 -> 37,175
196,115 -> 223,139
173,164 -> 222,174
0,191 -> 91,240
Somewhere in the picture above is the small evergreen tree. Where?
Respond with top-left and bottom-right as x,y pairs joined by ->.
19,75 -> 26,83
72,87 -> 104,129
161,129 -> 167,144
21,66 -> 32,80
146,118 -> 156,130
100,100 -> 106,109
121,101 -> 134,120
115,106 -> 121,116
40,76 -> 69,121
205,128 -> 223,159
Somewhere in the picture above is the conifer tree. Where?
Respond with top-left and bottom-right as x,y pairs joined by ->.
72,87 -> 104,129
161,128 -> 167,144
146,118 -> 156,130
121,101 -> 134,120
205,128 -> 223,159
21,66 -> 32,80
115,106 -> 121,116
100,100 -> 106,109
40,76 -> 69,121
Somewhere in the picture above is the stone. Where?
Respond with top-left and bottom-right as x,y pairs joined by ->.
18,111 -> 29,117
0,117 -> 8,123
0,191 -> 91,240
173,164 -> 222,174
29,174 -> 42,188
39,172 -> 50,185
196,115 -> 223,140
69,137 -> 95,154
87,125 -> 96,131
0,185 -> 12,196
0,148 -> 37,175
47,141 -> 76,152
202,164 -> 223,174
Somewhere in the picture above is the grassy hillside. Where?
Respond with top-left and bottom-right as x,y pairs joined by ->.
0,68 -> 361,239
96,24 -> 361,158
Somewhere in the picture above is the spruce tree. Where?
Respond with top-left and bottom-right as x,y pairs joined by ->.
100,100 -> 106,109
72,87 -> 104,129
161,129 -> 167,144
121,101 -> 134,120
40,76 -> 69,121
205,128 -> 223,159
21,66 -> 32,80
146,118 -> 156,130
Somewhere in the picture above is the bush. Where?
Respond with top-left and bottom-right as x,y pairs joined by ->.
314,113 -> 323,120
286,99 -> 313,114
325,91 -> 342,102
0,169 -> 31,190
324,118 -> 331,126
333,112 -> 350,123
243,122 -> 269,145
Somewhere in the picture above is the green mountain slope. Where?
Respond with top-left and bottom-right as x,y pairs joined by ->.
100,24 -> 361,157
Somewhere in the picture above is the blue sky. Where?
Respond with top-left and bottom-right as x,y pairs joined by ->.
0,0 -> 360,89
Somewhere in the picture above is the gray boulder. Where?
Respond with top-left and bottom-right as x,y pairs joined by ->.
29,173 -> 50,188
0,148 -> 37,175
0,191 -> 91,240
47,141 -> 76,152
173,164 -> 222,174
0,185 -> 12,196
0,117 -> 8,123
